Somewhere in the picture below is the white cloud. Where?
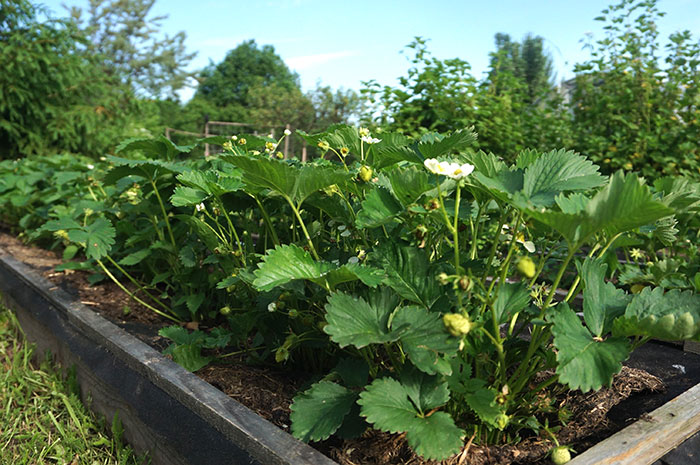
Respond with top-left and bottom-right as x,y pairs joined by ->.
286,50 -> 359,70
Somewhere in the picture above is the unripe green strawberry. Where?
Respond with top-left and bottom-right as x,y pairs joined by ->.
359,165 -> 373,182
443,313 -> 472,337
516,256 -> 536,278
551,446 -> 571,464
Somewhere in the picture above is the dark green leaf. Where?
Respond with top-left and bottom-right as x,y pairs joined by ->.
323,291 -> 399,348
358,376 -> 463,460
392,306 -> 459,375
580,258 -> 630,337
290,381 -> 358,442
356,186 -> 403,229
551,303 -> 630,392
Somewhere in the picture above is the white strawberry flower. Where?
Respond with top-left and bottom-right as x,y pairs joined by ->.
284,128 -> 292,136
423,158 -> 474,180
361,136 -> 381,144
196,202 -> 206,212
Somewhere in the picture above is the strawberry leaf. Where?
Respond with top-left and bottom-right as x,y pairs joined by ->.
290,381 -> 358,442
323,291 -> 400,348
613,287 -> 700,341
392,306 -> 459,375
358,373 -> 464,461
579,258 -> 630,337
551,303 -> 630,392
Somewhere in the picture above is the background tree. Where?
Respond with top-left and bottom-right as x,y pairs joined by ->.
362,37 -> 479,136
306,85 -> 363,132
66,0 -> 196,100
487,32 -> 556,103
193,40 -> 299,109
572,0 -> 700,177
0,0 -> 137,158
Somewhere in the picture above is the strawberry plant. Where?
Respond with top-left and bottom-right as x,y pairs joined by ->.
2,124 -> 700,461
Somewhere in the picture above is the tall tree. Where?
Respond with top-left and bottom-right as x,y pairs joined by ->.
66,0 -> 196,99
194,40 -> 299,109
488,33 -> 555,103
0,0 -> 136,157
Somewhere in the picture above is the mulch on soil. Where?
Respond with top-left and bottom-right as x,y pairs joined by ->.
1,231 -> 694,465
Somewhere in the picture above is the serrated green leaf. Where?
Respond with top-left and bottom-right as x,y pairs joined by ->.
253,244 -> 383,291
462,379 -> 503,428
613,287 -> 700,341
392,306 -> 459,375
116,135 -> 194,160
356,186 -> 403,229
253,244 -> 331,291
323,291 -> 399,348
163,344 -> 212,372
358,376 -> 463,460
580,258 -> 630,337
515,148 -> 541,169
492,282 -> 532,325
42,217 -> 82,232
551,303 -> 630,392
290,381 -> 358,442
170,186 -> 208,207
399,368 -> 450,412
416,128 -> 477,159
176,169 -> 243,197
522,149 -> 605,207
524,171 -> 675,247
324,262 -> 385,288
103,155 -> 184,184
224,155 -> 348,204
376,242 -> 441,309
386,165 -> 433,207
118,249 -> 151,266
185,293 -> 205,316
67,218 -> 115,260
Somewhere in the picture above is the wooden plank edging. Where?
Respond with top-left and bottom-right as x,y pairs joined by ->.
569,380 -> 700,464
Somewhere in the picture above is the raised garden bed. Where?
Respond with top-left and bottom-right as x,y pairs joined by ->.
0,249 -> 334,465
2,243 -> 700,465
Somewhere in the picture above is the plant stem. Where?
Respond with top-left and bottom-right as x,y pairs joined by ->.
286,197 -> 320,260
104,255 -> 171,313
254,195 -> 280,247
95,259 -> 180,323
150,180 -> 176,247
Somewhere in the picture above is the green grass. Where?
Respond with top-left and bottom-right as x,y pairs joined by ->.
0,305 -> 149,465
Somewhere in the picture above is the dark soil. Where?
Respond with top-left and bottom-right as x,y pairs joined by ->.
2,231 -> 699,465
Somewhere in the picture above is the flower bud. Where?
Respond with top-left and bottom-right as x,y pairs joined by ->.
495,413 -> 510,430
458,276 -> 472,291
219,306 -> 232,316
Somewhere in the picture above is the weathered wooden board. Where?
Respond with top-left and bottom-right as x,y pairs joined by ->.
569,382 -> 700,465
0,250 -> 336,465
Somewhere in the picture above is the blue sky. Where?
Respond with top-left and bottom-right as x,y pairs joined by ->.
40,0 -> 700,101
